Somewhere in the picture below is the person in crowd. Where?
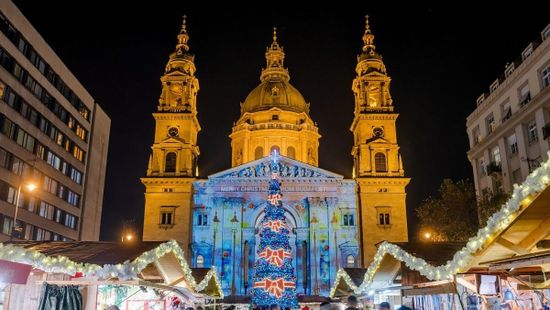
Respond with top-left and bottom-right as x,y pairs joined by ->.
319,301 -> 331,310
345,295 -> 360,310
378,302 -> 390,310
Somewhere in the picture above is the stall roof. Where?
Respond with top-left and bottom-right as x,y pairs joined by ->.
4,241 -> 165,265
330,153 -> 550,297
393,242 -> 466,266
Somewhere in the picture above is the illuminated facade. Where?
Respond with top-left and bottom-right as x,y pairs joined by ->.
142,17 -> 409,296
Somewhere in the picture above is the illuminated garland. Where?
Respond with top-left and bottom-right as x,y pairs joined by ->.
253,153 -> 298,309
330,152 -> 550,297
0,239 -> 223,298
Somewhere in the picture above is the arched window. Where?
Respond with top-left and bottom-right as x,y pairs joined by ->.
254,147 -> 264,160
270,145 -> 280,156
287,146 -> 296,159
349,214 -> 355,226
165,152 -> 177,172
343,214 -> 349,226
375,153 -> 387,172
346,255 -> 355,268
196,255 -> 204,268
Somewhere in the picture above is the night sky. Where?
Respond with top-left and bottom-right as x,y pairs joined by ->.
12,3 -> 549,241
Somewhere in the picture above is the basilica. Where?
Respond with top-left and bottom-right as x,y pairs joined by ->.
141,16 -> 410,297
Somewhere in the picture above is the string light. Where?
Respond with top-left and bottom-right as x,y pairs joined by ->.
0,239 -> 223,298
330,151 -> 550,297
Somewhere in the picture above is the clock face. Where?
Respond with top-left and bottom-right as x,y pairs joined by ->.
168,127 -> 179,137
373,127 -> 384,137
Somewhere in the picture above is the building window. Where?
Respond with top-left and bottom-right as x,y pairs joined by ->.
160,207 -> 175,227
542,65 -> 550,88
272,115 -> 279,120
507,134 -> 518,155
346,255 -> 355,268
254,147 -> 263,160
501,101 -> 512,122
378,213 -> 390,226
165,152 -> 176,172
197,255 -> 204,268
270,145 -> 280,155
543,24 -> 550,40
491,146 -> 501,165
486,114 -> 496,134
342,213 -> 355,226
519,83 -> 531,107
472,126 -> 481,145
287,146 -> 296,159
522,44 -> 533,60
476,94 -> 485,106
197,214 -> 208,226
478,158 -> 487,175
374,153 -> 387,172
163,188 -> 174,192
504,63 -> 515,78
527,120 -> 538,144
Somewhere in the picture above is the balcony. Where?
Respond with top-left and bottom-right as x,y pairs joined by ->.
487,162 -> 502,175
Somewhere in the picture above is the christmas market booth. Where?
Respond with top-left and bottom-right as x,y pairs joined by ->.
331,152 -> 550,309
0,240 -> 223,309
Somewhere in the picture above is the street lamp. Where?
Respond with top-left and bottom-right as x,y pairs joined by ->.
11,182 -> 37,240
212,211 -> 220,266
230,211 -> 239,295
310,214 -> 319,295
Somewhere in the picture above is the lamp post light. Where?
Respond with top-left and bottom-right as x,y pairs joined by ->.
310,214 -> 319,295
230,211 -> 239,295
212,211 -> 220,266
11,182 -> 37,240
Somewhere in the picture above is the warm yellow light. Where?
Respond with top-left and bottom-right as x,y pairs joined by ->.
424,232 -> 432,240
26,183 -> 37,192
126,234 -> 133,241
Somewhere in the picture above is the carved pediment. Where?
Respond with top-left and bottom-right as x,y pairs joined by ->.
208,155 -> 343,180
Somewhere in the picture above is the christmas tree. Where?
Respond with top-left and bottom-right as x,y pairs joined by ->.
253,152 -> 298,309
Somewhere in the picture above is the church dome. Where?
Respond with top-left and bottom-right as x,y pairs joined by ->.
241,80 -> 309,114
240,28 -> 310,116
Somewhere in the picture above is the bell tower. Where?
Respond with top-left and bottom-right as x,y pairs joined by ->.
351,16 -> 410,265
142,16 -> 200,246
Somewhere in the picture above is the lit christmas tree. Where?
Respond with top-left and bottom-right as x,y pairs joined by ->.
253,151 -> 298,309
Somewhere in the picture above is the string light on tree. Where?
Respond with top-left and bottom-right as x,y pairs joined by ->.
253,150 -> 298,309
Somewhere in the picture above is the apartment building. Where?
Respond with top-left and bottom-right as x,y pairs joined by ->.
466,22 -> 550,197
0,1 -> 110,241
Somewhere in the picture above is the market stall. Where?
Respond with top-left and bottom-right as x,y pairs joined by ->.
0,240 -> 223,309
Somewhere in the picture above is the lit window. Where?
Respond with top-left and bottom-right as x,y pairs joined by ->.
197,255 -> 204,268
491,146 -> 501,165
486,114 -> 496,134
507,134 -> 518,155
346,255 -> 355,268
527,120 -> 538,143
